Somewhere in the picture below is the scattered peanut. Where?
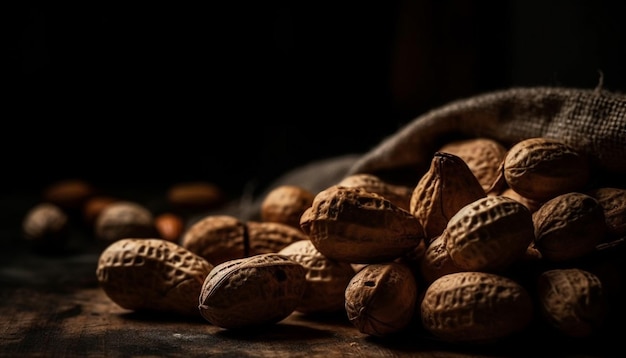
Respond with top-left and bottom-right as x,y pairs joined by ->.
96,238 -> 214,317
421,271 -> 533,343
344,262 -> 418,337
300,185 -> 424,264
198,253 -> 306,329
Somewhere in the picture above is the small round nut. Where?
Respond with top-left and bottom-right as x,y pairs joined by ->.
22,202 -> 70,252
155,212 -> 185,243
95,201 -> 157,243
42,178 -> 96,212
260,185 -> 315,229
167,181 -> 225,214
181,215 -> 247,266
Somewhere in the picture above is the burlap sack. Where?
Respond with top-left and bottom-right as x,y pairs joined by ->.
224,86 -> 626,221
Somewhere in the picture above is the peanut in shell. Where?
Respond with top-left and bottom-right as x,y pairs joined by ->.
501,137 -> 590,202
537,268 -> 607,337
410,152 -> 486,242
444,196 -> 535,272
198,253 -> 306,329
420,271 -> 533,343
344,262 -> 418,337
96,238 -> 214,317
300,185 -> 424,264
532,192 -> 606,262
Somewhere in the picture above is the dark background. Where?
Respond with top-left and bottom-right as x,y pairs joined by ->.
6,1 -> 626,200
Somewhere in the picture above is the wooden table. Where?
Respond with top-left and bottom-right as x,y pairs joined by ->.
1,197 -> 620,357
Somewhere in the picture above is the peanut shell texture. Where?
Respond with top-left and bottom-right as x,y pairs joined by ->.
300,185 -> 424,264
344,262 -> 418,337
421,271 -> 533,343
96,238 -> 214,317
198,253 -> 306,329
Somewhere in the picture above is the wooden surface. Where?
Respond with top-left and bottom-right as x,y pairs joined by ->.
1,199 -> 623,357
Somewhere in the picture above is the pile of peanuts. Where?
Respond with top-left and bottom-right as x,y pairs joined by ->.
22,136 -> 626,345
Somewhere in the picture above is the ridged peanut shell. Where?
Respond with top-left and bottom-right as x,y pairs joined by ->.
537,268 -> 607,337
438,137 -> 507,193
198,253 -> 306,329
300,185 -> 424,264
181,215 -> 246,266
279,240 -> 355,314
338,173 -> 413,211
586,187 -> 626,239
95,201 -> 158,243
344,262 -> 418,337
247,221 -> 309,256
96,238 -> 214,317
444,196 -> 535,272
410,152 -> 486,242
502,137 -> 589,201
533,192 -> 606,262
420,235 -> 462,284
421,271 -> 533,343
260,185 -> 315,229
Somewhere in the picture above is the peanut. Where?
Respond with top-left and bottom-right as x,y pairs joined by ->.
500,137 -> 590,201
181,215 -> 247,266
96,238 -> 214,317
437,137 -> 507,193
410,152 -> 486,242
344,262 -> 418,337
586,187 -> 626,240
536,268 -> 607,337
337,173 -> 413,211
247,220 -> 308,256
444,196 -> 535,272
279,240 -> 355,314
22,202 -> 69,252
300,185 -> 424,264
94,201 -> 158,243
260,184 -> 315,229
198,253 -> 306,329
420,271 -> 533,343
532,192 -> 606,262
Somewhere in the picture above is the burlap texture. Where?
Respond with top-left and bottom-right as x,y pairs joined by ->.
348,86 -> 626,186
229,86 -> 626,221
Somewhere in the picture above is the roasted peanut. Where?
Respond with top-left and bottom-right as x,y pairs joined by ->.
421,271 -> 533,343
533,192 -> 605,262
247,221 -> 308,256
344,262 -> 418,337
96,238 -> 214,317
198,253 -> 306,329
410,152 -> 486,242
338,173 -> 413,211
536,268 -> 607,337
500,137 -> 590,202
181,215 -> 246,266
279,240 -> 355,314
260,184 -> 315,229
444,196 -> 535,272
94,201 -> 158,243
437,137 -> 507,193
586,187 -> 626,240
300,185 -> 424,264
